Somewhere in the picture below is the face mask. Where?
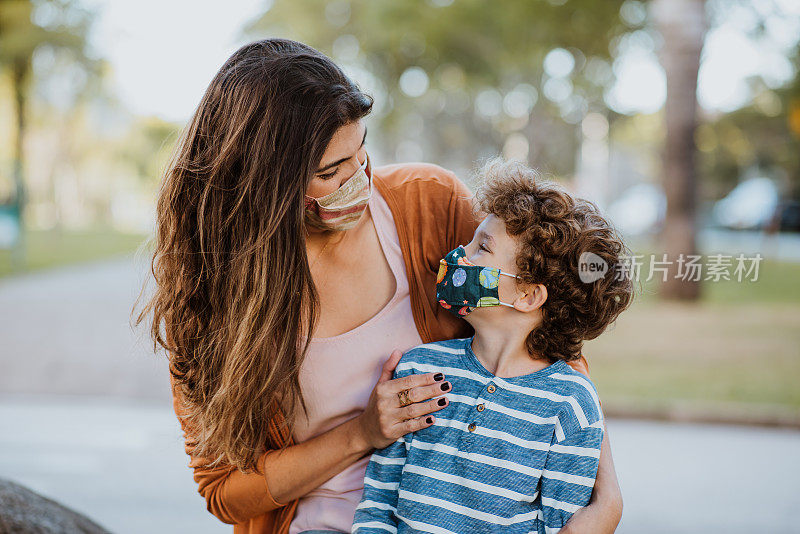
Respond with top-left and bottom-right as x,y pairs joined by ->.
436,245 -> 520,317
305,153 -> 371,231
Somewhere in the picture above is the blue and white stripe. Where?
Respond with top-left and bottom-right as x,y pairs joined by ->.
352,337 -> 604,534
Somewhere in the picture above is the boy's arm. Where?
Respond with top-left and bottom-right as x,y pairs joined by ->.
560,426 -> 622,534
351,435 -> 409,533
561,358 -> 623,533
538,405 -> 605,532
353,358 -> 419,533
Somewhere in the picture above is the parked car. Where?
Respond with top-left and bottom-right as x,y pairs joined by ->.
711,177 -> 779,230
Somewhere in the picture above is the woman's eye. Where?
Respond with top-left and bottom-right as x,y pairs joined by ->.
318,171 -> 337,181
479,244 -> 490,253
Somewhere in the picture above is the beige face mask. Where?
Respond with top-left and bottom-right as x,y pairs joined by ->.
304,153 -> 371,231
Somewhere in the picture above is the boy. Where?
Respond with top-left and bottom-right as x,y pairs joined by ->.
352,159 -> 633,533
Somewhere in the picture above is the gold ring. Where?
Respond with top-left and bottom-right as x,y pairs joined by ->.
397,388 -> 412,407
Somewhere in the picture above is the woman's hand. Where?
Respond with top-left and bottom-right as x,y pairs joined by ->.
354,350 -> 451,450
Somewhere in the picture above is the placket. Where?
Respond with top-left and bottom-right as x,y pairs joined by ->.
463,379 -> 497,446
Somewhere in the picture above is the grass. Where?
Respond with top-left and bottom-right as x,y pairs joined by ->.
585,258 -> 800,420
2,226 -> 798,421
0,227 -> 148,278
634,258 -> 800,305
700,259 -> 800,304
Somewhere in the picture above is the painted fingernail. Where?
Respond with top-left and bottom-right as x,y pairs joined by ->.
438,398 -> 447,406
426,417 -> 433,424
441,382 -> 450,391
433,373 -> 444,382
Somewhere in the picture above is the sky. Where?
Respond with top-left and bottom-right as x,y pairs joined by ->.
80,0 -> 800,123
82,0 -> 266,122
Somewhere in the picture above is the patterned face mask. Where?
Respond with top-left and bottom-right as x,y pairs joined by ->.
435,245 -> 520,317
305,153 -> 371,231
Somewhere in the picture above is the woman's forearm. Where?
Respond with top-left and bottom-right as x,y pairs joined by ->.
263,414 -> 373,505
192,358 -> 446,524
263,355 -> 448,508
561,425 -> 623,533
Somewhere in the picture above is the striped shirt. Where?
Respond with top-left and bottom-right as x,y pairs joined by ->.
351,336 -> 604,534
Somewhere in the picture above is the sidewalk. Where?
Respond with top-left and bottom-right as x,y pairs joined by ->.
0,256 -> 169,399
0,396 -> 225,534
1,395 -> 798,533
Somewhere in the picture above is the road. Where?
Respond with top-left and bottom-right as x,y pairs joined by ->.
1,256 -> 798,533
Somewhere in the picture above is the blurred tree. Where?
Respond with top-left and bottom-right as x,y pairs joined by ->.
652,0 -> 707,300
0,0 -> 95,242
697,42 -> 800,201
652,0 -> 799,299
118,116 -> 181,185
245,0 -> 638,177
247,0 -> 798,303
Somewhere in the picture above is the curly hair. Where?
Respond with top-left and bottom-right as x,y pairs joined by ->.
474,158 -> 633,362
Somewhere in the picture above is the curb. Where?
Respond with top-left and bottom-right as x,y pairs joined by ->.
602,399 -> 800,429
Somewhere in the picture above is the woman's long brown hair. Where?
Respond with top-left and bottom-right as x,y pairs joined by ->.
135,39 -> 373,472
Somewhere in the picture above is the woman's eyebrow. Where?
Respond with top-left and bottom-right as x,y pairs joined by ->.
316,127 -> 368,173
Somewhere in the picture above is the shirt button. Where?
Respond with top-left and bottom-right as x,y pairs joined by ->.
476,403 -> 485,412
468,423 -> 476,432
487,385 -> 496,393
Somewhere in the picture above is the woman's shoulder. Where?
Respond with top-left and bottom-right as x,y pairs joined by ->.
373,162 -> 469,197
372,162 -> 474,229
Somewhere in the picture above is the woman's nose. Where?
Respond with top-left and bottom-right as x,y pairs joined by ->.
346,153 -> 367,179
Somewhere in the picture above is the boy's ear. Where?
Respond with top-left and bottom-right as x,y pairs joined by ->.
514,283 -> 548,313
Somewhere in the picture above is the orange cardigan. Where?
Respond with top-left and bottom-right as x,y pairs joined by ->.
171,162 -> 590,533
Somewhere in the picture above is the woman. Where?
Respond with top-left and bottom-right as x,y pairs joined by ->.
138,38 -> 622,534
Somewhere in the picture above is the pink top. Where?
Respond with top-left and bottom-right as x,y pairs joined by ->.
288,186 -> 424,534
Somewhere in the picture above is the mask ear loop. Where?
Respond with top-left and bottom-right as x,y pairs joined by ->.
498,271 -> 520,308
362,152 -> 373,192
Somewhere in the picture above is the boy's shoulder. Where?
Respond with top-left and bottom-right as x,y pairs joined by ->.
543,361 -> 604,429
394,337 -> 470,378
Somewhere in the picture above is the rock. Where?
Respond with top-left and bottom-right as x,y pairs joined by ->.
0,478 -> 111,534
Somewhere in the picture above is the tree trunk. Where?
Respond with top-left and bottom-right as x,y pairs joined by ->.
11,60 -> 29,267
652,0 -> 707,300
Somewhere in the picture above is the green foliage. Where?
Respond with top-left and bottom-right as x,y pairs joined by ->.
696,59 -> 800,199
118,117 -> 182,184
251,0 -> 631,83
0,0 -> 97,223
0,0 -> 96,92
245,0 -> 638,174
0,1 -> 90,59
